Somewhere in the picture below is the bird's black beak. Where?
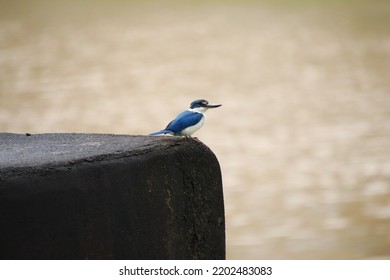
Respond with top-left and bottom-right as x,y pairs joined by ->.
205,103 -> 222,108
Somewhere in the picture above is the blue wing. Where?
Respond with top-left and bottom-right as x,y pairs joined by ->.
165,110 -> 203,134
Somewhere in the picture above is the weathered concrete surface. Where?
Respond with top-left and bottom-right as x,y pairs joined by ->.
0,133 -> 225,259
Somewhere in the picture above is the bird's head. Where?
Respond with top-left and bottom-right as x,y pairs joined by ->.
190,99 -> 222,112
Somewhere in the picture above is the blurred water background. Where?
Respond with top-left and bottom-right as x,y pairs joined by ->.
1,0 -> 390,259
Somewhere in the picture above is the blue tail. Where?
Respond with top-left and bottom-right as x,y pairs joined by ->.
149,129 -> 174,136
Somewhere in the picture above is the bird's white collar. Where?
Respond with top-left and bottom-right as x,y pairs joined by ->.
188,107 -> 208,114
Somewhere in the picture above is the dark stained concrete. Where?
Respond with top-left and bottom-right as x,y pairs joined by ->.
0,133 -> 225,259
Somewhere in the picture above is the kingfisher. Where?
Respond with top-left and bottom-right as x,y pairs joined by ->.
149,99 -> 222,136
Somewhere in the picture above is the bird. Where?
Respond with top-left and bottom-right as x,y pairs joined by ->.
149,99 -> 222,137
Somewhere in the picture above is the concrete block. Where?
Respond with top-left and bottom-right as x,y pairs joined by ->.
0,133 -> 225,259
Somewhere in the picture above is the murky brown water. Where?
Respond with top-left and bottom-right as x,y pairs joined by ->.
1,1 -> 390,259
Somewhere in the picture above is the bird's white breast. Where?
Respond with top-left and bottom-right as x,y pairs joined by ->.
180,115 -> 205,136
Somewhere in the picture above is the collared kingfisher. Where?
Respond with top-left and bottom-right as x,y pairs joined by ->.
149,99 -> 222,136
